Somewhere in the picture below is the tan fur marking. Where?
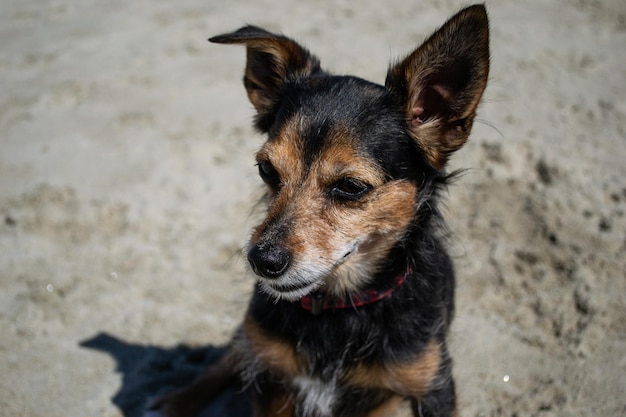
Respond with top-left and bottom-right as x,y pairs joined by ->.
251,118 -> 304,243
346,339 -> 442,396
257,119 -> 303,181
312,129 -> 387,187
243,314 -> 303,378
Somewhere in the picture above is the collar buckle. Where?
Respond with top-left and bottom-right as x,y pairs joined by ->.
310,292 -> 324,315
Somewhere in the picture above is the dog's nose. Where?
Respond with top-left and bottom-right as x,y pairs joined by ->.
247,243 -> 291,279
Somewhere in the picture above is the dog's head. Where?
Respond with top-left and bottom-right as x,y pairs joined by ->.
210,5 -> 489,301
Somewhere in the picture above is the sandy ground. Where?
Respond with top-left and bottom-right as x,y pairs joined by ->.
1,0 -> 625,416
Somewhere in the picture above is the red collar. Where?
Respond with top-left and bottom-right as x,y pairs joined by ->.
300,267 -> 411,315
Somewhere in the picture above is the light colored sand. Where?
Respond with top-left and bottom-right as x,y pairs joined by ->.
1,1 -> 624,416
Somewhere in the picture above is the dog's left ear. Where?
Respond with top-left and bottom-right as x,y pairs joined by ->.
386,5 -> 490,170
210,26 -> 322,132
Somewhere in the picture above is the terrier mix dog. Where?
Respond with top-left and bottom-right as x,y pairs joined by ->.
154,5 -> 489,417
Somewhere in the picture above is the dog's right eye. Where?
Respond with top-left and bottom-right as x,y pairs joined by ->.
330,178 -> 372,201
257,161 -> 281,187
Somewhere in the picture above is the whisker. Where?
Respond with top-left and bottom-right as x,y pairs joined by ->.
475,117 -> 504,138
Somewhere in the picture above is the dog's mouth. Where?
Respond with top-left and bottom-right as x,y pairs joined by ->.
258,277 -> 322,301
256,243 -> 360,302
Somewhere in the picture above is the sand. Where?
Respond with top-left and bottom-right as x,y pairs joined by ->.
1,0 -> 624,416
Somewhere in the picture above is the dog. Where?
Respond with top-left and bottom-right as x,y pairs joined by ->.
152,5 -> 489,417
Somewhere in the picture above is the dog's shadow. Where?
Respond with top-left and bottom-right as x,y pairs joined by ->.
80,333 -> 252,417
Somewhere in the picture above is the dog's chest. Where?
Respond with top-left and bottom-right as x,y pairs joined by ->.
293,375 -> 338,417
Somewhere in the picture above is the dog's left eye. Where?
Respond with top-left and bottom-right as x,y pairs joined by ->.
330,178 -> 372,201
257,161 -> 281,188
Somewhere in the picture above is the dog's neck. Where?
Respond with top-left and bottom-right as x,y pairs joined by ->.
299,267 -> 411,315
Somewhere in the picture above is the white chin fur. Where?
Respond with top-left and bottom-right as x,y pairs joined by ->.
258,277 -> 322,301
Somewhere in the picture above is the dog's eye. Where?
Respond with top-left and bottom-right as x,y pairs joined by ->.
330,178 -> 371,201
257,161 -> 280,187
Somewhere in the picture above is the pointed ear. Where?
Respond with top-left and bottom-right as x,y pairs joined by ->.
385,5 -> 490,170
210,26 -> 322,132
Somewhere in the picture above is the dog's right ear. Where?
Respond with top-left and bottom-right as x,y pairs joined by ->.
210,26 -> 322,132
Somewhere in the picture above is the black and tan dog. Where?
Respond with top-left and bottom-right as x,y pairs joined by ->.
154,5 -> 489,417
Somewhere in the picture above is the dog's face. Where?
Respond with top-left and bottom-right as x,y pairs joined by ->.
210,6 -> 489,301
249,80 -> 420,300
